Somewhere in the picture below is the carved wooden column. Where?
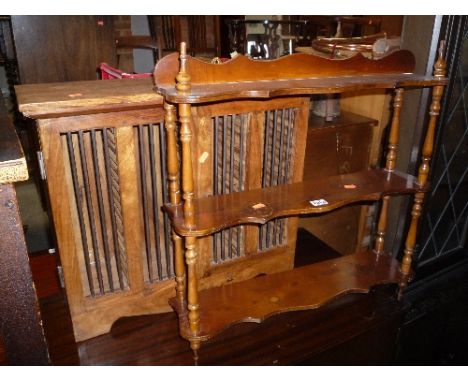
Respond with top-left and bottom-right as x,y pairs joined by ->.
374,88 -> 404,254
176,42 -> 201,361
164,102 -> 185,304
402,42 -> 447,276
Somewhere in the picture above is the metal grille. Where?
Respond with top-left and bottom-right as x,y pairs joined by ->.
259,108 -> 296,251
212,114 -> 248,263
135,123 -> 174,282
417,26 -> 468,266
62,128 -> 128,297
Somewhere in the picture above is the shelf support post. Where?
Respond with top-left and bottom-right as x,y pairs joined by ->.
401,41 -> 447,277
176,42 -> 201,362
164,101 -> 185,304
374,88 -> 404,254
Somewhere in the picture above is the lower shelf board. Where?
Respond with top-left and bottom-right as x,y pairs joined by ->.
169,250 -> 406,342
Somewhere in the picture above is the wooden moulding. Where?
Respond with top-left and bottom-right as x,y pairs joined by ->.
170,249 -> 406,342
16,77 -> 162,119
154,51 -> 447,104
154,50 -> 417,87
163,168 -> 426,237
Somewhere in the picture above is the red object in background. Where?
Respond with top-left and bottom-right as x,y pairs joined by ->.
98,62 -> 152,79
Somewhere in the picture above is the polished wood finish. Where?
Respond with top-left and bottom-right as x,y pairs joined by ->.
170,250 -> 404,342
164,102 -> 185,303
339,90 -> 392,251
15,39 -> 447,352
402,43 -> 447,276
164,169 -> 425,237
16,77 -> 161,119
154,49 -> 417,88
34,231 -> 406,365
374,88 -> 404,254
155,44 -> 448,357
300,112 -> 376,255
159,73 -> 446,104
16,75 -> 306,342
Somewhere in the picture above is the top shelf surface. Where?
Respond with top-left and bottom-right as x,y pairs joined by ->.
154,50 -> 448,104
158,73 -> 447,103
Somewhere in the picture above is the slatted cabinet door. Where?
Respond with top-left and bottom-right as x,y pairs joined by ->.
37,109 -> 179,341
191,98 -> 310,286
35,99 -> 309,341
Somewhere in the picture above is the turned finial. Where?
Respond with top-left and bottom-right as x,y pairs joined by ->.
434,40 -> 446,77
176,42 -> 191,94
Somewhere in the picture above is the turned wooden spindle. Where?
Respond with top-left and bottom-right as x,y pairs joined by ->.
176,42 -> 200,358
374,88 -> 404,254
401,41 -> 446,276
164,101 -> 185,303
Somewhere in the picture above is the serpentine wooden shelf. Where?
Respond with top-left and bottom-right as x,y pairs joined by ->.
154,43 -> 448,361
163,168 -> 425,237
170,249 -> 404,342
158,74 -> 446,104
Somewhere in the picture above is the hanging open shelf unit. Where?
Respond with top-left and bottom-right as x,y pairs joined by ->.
153,43 -> 447,359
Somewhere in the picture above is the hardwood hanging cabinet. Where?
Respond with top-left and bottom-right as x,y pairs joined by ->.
153,42 -> 448,362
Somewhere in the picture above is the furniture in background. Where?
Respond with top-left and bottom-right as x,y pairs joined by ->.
153,43 -> 447,361
98,62 -> 152,79
115,35 -> 159,68
11,16 -> 117,84
0,97 -> 49,365
300,112 -> 377,255
226,19 -> 312,58
16,63 -> 309,342
148,16 -> 221,60
148,16 -> 181,59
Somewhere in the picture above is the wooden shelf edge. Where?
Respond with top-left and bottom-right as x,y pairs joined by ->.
163,169 -> 425,237
169,250 -> 407,342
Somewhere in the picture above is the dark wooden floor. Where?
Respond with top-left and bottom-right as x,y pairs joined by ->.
32,229 -> 406,365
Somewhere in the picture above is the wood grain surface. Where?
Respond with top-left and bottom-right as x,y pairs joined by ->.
163,168 -> 426,237
16,78 -> 162,119
170,249 -> 405,342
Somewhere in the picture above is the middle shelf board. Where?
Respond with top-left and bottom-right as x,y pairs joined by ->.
170,249 -> 405,342
163,168 -> 424,237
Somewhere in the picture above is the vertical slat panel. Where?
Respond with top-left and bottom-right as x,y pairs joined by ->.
116,126 -> 145,292
102,128 -> 127,290
90,130 -> 114,292
137,124 -> 154,282
259,107 -> 298,252
211,112 -> 248,264
66,132 -> 96,296
158,122 -> 174,278
134,122 -> 174,283
62,128 -> 131,297
78,130 -> 105,294
148,123 -> 164,280
213,116 -> 219,263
